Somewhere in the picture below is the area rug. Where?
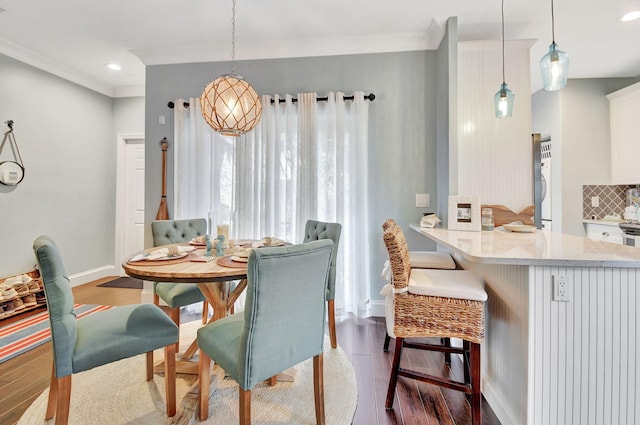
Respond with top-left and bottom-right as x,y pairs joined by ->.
96,276 -> 143,289
18,321 -> 357,425
0,304 -> 113,363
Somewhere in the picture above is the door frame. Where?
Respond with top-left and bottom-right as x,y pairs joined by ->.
114,133 -> 145,275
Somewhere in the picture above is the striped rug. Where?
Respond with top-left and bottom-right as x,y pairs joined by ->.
0,304 -> 113,363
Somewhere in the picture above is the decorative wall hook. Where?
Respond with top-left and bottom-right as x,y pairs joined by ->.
0,120 -> 26,186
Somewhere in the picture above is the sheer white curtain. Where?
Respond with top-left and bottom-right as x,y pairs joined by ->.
174,92 -> 371,318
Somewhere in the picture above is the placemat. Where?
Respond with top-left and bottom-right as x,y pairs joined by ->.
216,256 -> 248,269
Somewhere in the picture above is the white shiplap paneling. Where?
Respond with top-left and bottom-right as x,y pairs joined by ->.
530,266 -> 640,425
457,40 -> 534,212
454,253 -> 640,425
454,254 -> 530,425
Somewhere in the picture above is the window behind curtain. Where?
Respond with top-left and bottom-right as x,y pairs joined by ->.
174,92 -> 372,318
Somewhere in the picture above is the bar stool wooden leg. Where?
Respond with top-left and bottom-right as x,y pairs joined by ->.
463,339 -> 471,385
443,337 -> 451,365
385,337 -> 404,409
383,331 -> 391,352
470,342 -> 482,425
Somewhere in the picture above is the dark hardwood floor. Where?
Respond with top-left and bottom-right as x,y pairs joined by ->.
0,278 -> 500,425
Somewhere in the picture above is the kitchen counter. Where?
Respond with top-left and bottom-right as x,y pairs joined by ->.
581,219 -> 623,227
411,225 -> 640,425
410,225 -> 640,267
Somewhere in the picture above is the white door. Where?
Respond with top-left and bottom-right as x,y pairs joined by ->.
115,134 -> 145,274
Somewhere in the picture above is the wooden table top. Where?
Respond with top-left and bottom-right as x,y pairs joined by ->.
122,245 -> 248,283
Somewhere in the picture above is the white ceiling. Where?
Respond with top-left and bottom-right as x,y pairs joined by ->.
0,0 -> 638,97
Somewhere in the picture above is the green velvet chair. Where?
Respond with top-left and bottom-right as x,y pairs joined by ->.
303,219 -> 342,348
196,240 -> 334,424
33,236 -> 179,425
151,218 -> 209,349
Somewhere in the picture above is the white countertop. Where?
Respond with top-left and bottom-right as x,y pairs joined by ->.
582,219 -> 624,227
411,225 -> 640,267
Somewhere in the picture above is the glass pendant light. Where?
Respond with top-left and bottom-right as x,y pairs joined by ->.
494,0 -> 514,118
200,0 -> 262,136
540,0 -> 569,91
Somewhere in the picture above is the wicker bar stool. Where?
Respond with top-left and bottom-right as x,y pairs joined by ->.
381,218 -> 458,357
381,224 -> 487,425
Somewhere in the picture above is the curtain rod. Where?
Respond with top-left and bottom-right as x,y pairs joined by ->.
167,93 -> 375,109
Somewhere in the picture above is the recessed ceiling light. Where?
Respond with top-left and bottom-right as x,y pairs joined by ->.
621,11 -> 640,22
106,63 -> 122,71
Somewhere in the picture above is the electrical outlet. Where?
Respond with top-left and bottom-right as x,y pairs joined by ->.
553,275 -> 571,302
591,196 -> 600,208
416,194 -> 430,208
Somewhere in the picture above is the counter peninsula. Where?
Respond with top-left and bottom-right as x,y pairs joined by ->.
411,225 -> 640,425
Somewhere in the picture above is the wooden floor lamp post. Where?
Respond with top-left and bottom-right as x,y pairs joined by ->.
156,137 -> 170,220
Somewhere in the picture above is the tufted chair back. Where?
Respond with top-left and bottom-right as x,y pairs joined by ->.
151,218 -> 207,246
303,220 -> 342,301
33,236 -> 77,377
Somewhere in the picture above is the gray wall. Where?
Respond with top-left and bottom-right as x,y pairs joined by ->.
113,97 -> 144,136
0,54 -> 117,276
145,51 -> 438,300
0,54 -> 144,279
532,77 -> 637,236
436,17 -> 457,227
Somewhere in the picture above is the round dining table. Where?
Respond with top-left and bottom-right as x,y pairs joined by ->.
122,243 -> 249,374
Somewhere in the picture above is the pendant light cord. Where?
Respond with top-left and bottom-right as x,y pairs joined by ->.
551,0 -> 556,43
231,0 -> 236,74
501,0 -> 506,84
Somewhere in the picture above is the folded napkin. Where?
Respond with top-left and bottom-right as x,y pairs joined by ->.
253,237 -> 285,248
130,245 -> 194,262
191,235 -> 208,244
420,213 -> 441,228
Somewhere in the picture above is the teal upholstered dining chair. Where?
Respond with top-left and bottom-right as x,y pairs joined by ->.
33,236 -> 179,425
197,239 -> 334,424
151,218 -> 209,349
303,219 -> 342,349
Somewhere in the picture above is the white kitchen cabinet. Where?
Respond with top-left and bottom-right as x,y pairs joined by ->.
583,220 -> 623,244
607,82 -> 640,184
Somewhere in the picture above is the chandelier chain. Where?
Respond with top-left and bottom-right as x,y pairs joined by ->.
231,0 -> 236,73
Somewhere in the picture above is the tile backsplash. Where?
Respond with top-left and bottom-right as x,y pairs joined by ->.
583,184 -> 638,219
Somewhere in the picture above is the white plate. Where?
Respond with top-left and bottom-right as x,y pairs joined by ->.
503,224 -> 537,233
231,256 -> 249,263
144,252 -> 188,261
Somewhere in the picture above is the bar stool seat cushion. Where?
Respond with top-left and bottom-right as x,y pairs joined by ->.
408,269 -> 487,302
408,251 -> 456,269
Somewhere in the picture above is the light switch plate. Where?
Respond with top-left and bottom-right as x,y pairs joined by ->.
591,196 -> 599,208
416,194 -> 430,208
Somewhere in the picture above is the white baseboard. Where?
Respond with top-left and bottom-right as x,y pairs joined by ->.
370,300 -> 385,317
482,377 -> 519,425
68,265 -> 118,287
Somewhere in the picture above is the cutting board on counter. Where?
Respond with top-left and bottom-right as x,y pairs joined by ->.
482,204 -> 535,227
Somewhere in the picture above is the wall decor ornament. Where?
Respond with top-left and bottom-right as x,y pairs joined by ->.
0,120 -> 25,186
